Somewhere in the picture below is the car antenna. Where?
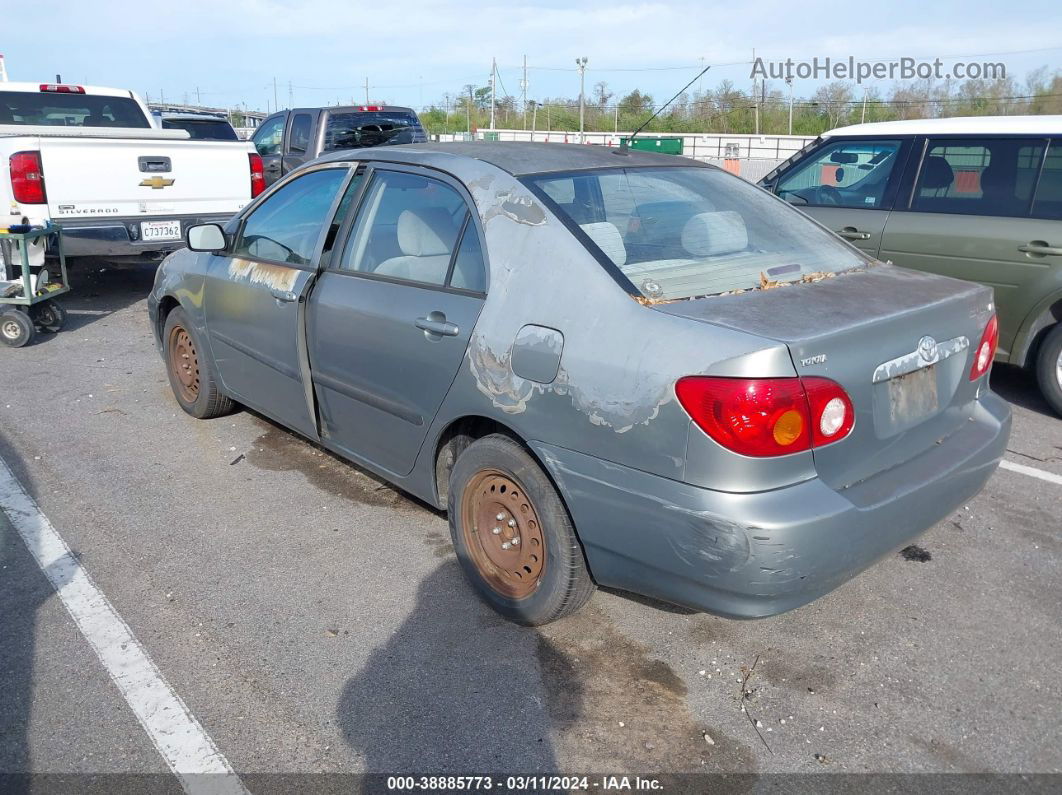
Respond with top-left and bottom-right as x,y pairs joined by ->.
617,65 -> 710,155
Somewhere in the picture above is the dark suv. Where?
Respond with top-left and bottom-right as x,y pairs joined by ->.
251,105 -> 428,186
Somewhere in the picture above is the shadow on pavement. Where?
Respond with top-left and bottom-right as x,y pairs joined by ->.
0,434 -> 42,793
991,363 -> 1056,418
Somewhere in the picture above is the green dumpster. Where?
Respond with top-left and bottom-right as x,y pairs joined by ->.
619,136 -> 684,155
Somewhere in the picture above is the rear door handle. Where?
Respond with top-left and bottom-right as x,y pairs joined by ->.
836,227 -> 871,241
1018,241 -> 1062,256
270,287 -> 297,302
415,316 -> 459,337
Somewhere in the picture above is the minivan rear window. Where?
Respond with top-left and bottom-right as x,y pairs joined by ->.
0,91 -> 150,127
525,167 -> 868,301
322,111 -> 421,151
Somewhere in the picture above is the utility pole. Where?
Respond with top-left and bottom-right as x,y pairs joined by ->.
467,85 -> 473,133
575,56 -> 588,139
489,57 -> 497,130
195,86 -> 200,105
752,48 -> 759,135
521,55 -> 528,130
614,103 -> 619,134
861,87 -> 868,124
364,77 -> 370,105
787,77 -> 794,135
273,77 -> 278,112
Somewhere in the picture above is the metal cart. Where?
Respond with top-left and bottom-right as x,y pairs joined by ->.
0,223 -> 71,348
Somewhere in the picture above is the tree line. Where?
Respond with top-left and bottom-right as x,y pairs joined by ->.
415,67 -> 1062,136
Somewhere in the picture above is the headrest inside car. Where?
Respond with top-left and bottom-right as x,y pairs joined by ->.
579,222 -> 627,266
682,211 -> 749,257
397,208 -> 457,257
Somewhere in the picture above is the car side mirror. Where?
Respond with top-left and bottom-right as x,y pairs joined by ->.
186,223 -> 227,253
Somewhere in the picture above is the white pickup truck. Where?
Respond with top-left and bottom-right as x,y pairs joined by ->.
0,82 -> 264,264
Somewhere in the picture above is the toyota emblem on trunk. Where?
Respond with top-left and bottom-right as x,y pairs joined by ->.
917,335 -> 938,363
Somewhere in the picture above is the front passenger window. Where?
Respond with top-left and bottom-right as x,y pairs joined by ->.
776,139 -> 901,209
233,168 -> 347,264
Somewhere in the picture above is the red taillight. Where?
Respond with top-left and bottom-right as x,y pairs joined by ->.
39,83 -> 85,94
675,376 -> 854,458
248,153 -> 265,198
969,314 -> 999,381
10,151 -> 46,204
357,105 -> 382,111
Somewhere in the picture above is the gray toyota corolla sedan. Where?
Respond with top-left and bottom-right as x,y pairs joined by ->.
148,142 -> 1011,625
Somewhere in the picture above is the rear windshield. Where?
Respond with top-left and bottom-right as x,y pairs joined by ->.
322,111 -> 421,151
0,91 -> 150,128
524,166 -> 867,300
161,118 -> 238,140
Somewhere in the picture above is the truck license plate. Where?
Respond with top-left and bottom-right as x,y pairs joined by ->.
141,220 -> 182,242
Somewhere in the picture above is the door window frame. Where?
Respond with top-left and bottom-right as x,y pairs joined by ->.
895,133 -> 1052,217
773,136 -> 914,212
325,162 -> 490,297
228,162 -> 360,272
286,112 -> 314,155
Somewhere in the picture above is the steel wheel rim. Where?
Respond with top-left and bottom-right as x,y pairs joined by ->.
168,325 -> 200,403
1,318 -> 21,340
1056,348 -> 1062,389
459,469 -> 546,599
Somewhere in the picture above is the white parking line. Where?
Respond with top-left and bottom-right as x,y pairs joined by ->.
0,457 -> 247,795
1000,459 -> 1062,486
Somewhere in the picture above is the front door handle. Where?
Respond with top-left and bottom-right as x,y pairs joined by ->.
270,287 -> 297,302
836,227 -> 871,241
1018,241 -> 1062,256
265,162 -> 281,172
416,315 -> 459,337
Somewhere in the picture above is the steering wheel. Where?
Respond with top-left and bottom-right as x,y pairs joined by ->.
816,185 -> 843,206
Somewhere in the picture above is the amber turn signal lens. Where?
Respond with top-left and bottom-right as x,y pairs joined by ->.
772,409 -> 805,446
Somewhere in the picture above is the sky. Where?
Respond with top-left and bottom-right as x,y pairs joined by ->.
6,0 -> 1062,113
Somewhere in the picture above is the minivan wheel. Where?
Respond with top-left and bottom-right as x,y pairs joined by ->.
448,434 -> 595,625
1035,323 -> 1062,417
163,307 -> 234,419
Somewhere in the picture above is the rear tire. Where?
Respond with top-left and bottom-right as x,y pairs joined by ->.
163,306 -> 234,419
448,434 -> 595,625
1036,323 -> 1062,417
30,300 -> 66,333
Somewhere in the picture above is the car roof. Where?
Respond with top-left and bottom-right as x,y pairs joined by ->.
317,141 -> 705,177
826,115 -> 1062,138
160,113 -> 230,121
293,105 -> 419,114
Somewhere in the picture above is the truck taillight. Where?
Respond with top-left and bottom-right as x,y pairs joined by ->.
39,83 -> 85,94
358,105 -> 382,111
10,151 -> 47,204
249,153 -> 265,198
675,376 -> 854,457
969,314 -> 999,381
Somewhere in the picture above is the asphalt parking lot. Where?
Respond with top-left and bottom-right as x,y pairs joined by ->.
1,262 -> 1060,788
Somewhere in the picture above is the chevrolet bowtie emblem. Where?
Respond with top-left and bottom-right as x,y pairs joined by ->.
139,176 -> 175,189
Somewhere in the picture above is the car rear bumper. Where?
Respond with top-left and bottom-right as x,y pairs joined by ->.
530,391 -> 1011,619
53,213 -> 236,258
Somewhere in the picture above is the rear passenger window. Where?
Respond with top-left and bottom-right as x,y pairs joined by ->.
1032,141 -> 1062,220
340,171 -> 468,287
449,221 -> 486,292
912,138 -> 1044,217
288,113 -> 312,153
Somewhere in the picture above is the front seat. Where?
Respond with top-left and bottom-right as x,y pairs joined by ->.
374,208 -> 458,284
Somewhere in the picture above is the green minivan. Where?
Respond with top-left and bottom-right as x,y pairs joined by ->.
760,116 -> 1062,415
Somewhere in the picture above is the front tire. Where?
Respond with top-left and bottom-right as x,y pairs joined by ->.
1036,323 -> 1062,417
0,309 -> 34,348
163,306 -> 234,419
448,434 -> 595,625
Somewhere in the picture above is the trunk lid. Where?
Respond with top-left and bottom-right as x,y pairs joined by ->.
655,264 -> 995,490
38,135 -> 254,219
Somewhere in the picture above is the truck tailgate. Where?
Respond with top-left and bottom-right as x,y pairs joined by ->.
38,136 -> 253,219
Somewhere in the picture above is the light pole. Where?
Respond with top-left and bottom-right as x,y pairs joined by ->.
575,56 -> 588,140
786,77 -> 794,135
530,101 -> 538,142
